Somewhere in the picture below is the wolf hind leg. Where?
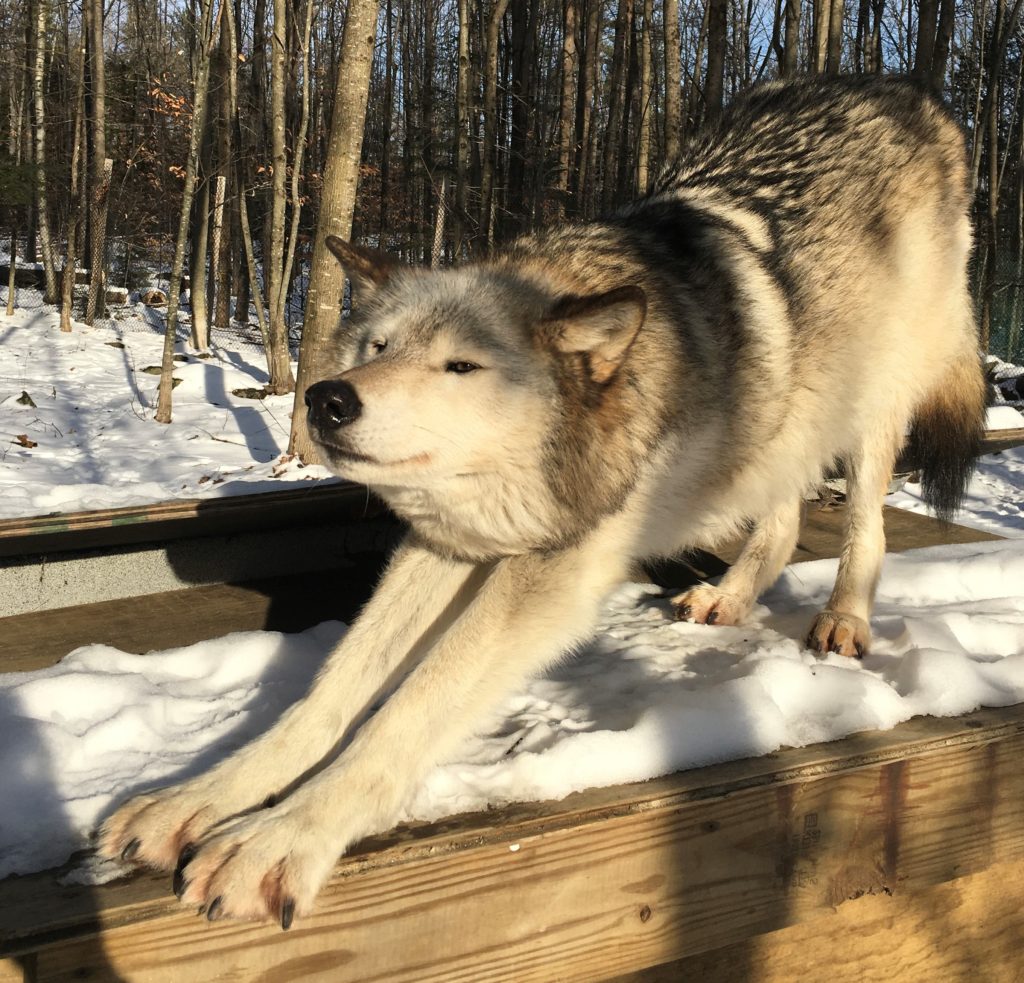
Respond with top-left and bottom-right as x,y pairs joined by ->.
806,429 -> 901,657
672,498 -> 801,626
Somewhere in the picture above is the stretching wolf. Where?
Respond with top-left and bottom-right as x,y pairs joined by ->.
101,76 -> 985,925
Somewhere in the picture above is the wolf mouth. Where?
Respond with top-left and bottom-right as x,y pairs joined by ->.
317,439 -> 431,470
320,442 -> 377,464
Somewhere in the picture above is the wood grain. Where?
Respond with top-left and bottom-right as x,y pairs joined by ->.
2,704 -> 1023,982
0,482 -> 387,558
614,856 -> 1024,983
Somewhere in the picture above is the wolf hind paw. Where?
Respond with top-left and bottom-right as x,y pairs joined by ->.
670,584 -> 750,626
806,610 -> 871,658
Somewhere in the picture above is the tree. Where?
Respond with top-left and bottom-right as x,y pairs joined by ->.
664,0 -> 683,157
30,0 -> 56,302
155,0 -> 218,424
84,0 -> 111,325
288,0 -> 380,461
705,0 -> 728,124
60,34 -> 86,334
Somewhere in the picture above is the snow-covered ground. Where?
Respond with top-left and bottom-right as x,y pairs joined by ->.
0,306 -> 334,520
1,304 -> 1024,884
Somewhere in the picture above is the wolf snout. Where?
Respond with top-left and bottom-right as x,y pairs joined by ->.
305,379 -> 362,430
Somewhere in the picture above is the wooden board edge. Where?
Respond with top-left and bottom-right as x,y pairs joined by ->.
2,702 -> 1022,955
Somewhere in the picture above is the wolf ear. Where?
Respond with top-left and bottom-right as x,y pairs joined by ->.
324,235 -> 396,292
546,285 -> 647,384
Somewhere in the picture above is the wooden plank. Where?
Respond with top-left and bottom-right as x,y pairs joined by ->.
612,855 -> 1024,982
0,557 -> 387,674
712,504 -> 1001,567
0,483 -> 390,558
979,426 -> 1024,454
2,704 -> 1023,982
0,507 -> 998,676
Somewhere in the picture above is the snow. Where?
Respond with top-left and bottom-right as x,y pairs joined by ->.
986,404 -> 1024,429
2,539 -> 1024,883
1,304 -> 1023,884
0,306 -> 336,521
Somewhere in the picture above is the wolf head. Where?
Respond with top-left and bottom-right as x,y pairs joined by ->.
305,236 -> 654,555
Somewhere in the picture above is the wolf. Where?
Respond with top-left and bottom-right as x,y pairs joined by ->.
100,75 -> 985,926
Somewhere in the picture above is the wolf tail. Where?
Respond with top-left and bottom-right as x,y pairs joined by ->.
904,356 -> 986,522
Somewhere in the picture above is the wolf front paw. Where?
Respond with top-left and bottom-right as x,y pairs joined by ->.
97,779 -> 244,872
670,584 -> 750,626
175,808 -> 338,928
806,610 -> 871,658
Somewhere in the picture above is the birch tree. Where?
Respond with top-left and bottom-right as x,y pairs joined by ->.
31,0 -> 57,302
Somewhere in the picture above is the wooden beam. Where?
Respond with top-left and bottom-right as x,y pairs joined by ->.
613,855 -> 1024,982
0,482 -> 390,558
0,558 -> 389,673
2,704 -> 1024,981
711,503 -> 1001,567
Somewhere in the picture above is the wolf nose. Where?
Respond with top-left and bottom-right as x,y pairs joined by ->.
305,379 -> 362,430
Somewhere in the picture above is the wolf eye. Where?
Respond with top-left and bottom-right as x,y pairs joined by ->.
446,360 -> 480,374
370,339 -> 387,353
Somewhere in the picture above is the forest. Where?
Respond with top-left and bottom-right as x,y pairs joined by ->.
2,0 -> 1024,454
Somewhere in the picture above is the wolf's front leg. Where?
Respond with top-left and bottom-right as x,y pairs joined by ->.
173,537 -> 629,925
672,499 -> 801,625
98,537 -> 481,871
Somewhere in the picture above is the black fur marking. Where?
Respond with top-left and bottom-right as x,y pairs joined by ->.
905,381 -> 985,523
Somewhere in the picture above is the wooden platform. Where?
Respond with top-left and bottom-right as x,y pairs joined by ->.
0,502 -> 1018,982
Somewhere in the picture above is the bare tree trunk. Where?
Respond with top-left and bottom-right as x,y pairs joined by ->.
783,0 -> 801,75
213,8 -> 233,331
705,0 -> 728,124
431,175 -> 447,268
931,0 -> 956,88
210,174 -> 227,335
506,0 -> 538,237
855,0 -> 870,70
280,0 -> 315,320
602,0 -> 630,212
225,0 -> 256,330
155,0 -> 217,424
265,0 -> 296,393
31,0 -> 57,303
556,0 -> 578,217
288,0 -> 380,460
480,0 -> 511,247
22,21 -> 36,267
812,0 -> 828,71
980,0 -> 1023,351
914,0 -> 939,80
571,0 -> 601,217
190,175 -> 211,349
85,0 -> 110,325
664,0 -> 683,158
60,37 -> 86,333
870,0 -> 883,71
972,0 -> 1024,190
826,0 -> 844,72
454,0 -> 471,253
380,0 -> 395,248
5,232 -> 15,316
688,1 -> 712,127
636,0 -> 654,193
